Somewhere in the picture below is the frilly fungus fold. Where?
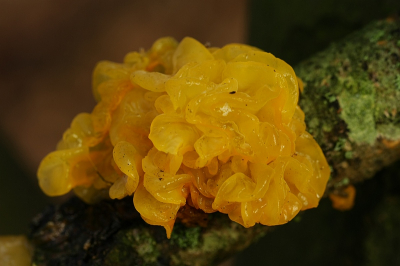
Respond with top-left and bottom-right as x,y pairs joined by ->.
37,37 -> 330,238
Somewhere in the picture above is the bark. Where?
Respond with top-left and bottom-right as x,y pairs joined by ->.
295,18 -> 400,193
30,19 -> 400,266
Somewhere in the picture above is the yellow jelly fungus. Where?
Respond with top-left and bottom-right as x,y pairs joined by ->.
37,37 -> 330,238
329,185 -> 356,211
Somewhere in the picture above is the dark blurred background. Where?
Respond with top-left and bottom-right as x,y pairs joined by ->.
1,0 -> 400,265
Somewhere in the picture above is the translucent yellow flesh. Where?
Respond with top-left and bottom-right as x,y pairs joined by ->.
37,37 -> 330,238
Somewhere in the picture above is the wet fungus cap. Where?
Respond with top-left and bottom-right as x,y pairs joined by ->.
37,37 -> 330,238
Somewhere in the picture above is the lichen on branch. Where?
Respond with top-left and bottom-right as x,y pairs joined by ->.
295,18 -> 400,191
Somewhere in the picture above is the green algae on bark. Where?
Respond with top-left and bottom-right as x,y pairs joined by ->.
295,19 -> 400,192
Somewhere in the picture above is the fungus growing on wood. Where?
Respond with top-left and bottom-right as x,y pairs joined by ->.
37,37 -> 330,238
329,185 -> 356,211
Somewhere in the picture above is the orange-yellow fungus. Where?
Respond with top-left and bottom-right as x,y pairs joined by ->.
37,37 -> 330,238
297,77 -> 304,93
329,185 -> 356,211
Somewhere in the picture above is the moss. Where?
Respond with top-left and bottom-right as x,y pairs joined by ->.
395,74 -> 400,91
338,90 -> 376,144
126,229 -> 159,263
104,227 -> 160,266
377,124 -> 400,140
344,151 -> 353,159
365,28 -> 386,42
308,117 -> 321,134
201,228 -> 239,254
334,138 -> 347,151
170,225 -> 201,249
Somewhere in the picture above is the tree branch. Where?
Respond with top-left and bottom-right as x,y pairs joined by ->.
296,18 -> 400,193
30,19 -> 400,266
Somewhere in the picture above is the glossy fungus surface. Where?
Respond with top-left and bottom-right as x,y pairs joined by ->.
37,37 -> 330,238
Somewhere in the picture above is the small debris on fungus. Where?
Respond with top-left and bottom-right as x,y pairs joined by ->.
37,37 -> 330,238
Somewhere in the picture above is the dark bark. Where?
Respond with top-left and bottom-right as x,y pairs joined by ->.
30,197 -> 269,266
30,19 -> 400,265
